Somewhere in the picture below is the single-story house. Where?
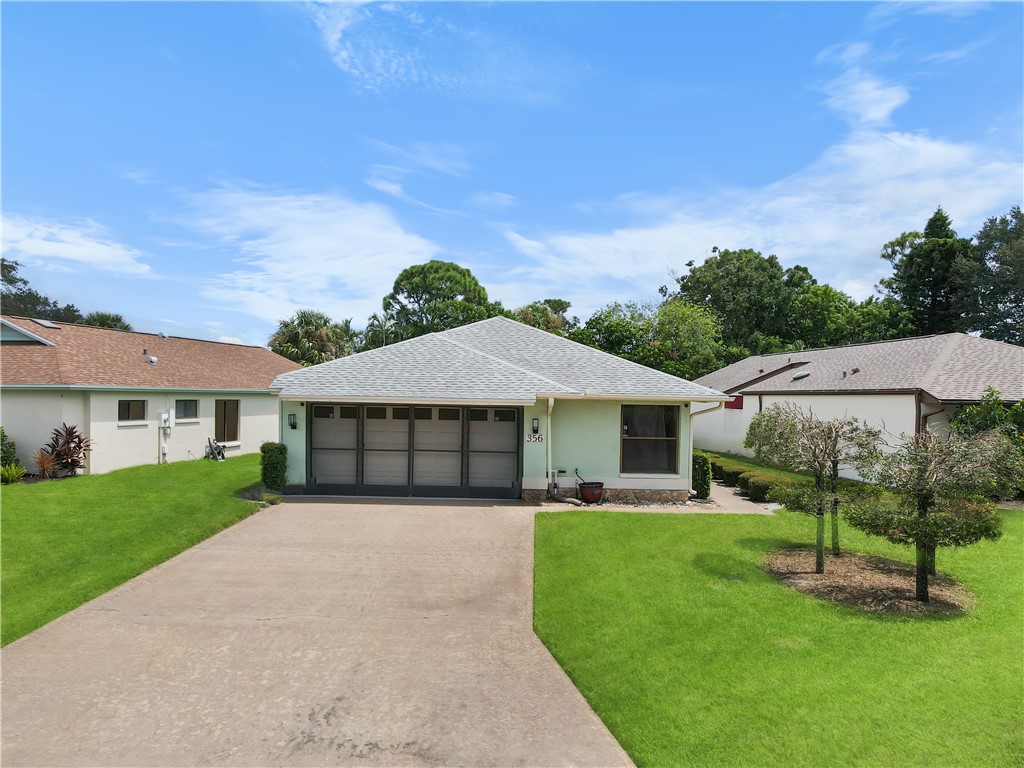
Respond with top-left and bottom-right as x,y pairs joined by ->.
693,332 -> 1024,477
0,315 -> 301,474
271,316 -> 729,501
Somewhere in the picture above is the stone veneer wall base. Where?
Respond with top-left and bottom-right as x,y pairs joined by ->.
521,488 -> 691,504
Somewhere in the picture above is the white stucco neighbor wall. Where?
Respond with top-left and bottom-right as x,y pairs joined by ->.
0,390 -> 87,469
693,391 -> 921,480
1,388 -> 280,475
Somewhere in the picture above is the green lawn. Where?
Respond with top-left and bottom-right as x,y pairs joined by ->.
1,455 -> 261,646
534,507 -> 1024,767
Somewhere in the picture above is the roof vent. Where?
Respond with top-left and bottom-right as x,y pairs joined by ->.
851,367 -> 860,374
31,318 -> 60,329
792,371 -> 811,381
158,332 -> 168,339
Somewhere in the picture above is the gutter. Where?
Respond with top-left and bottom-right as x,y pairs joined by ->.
687,401 -> 724,491
546,397 -> 555,496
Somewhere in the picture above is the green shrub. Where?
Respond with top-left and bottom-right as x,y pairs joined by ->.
0,428 -> 18,468
710,461 -> 725,481
45,423 -> 91,475
692,451 -> 712,499
260,442 -> 288,491
748,475 -> 785,503
737,472 -> 757,493
720,465 -> 746,487
1,464 -> 27,484
259,492 -> 283,505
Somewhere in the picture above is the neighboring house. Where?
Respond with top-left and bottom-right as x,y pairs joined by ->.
693,333 -> 1024,477
271,316 -> 728,501
0,315 -> 301,474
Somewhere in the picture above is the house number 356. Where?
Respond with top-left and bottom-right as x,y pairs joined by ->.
526,434 -> 544,443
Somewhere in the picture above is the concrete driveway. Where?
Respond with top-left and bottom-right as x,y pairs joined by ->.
1,501 -> 632,767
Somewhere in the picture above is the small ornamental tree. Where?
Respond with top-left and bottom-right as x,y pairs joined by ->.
850,429 -> 1024,602
745,404 -> 880,573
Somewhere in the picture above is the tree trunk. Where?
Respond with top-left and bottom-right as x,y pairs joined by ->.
815,474 -> 826,574
829,460 -> 840,555
915,496 -> 930,602
927,547 -> 936,576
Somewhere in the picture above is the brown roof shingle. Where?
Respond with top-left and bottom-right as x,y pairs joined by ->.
1,316 -> 301,390
695,333 -> 1023,403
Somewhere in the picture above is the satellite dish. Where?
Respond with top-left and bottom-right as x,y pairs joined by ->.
158,332 -> 168,339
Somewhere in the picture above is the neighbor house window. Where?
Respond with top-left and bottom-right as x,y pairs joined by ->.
215,399 -> 239,442
175,399 -> 198,419
621,405 -> 678,474
118,399 -> 146,422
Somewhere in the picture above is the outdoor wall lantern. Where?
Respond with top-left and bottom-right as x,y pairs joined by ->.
288,413 -> 298,430
532,418 -> 540,435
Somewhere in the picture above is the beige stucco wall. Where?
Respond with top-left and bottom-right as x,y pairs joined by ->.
0,390 -> 88,469
1,388 -> 280,475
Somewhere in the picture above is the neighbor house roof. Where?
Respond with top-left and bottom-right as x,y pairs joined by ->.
695,333 -> 1023,403
0,316 -> 301,390
271,316 -> 728,404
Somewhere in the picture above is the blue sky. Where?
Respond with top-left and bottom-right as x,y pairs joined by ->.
3,1 -> 1022,346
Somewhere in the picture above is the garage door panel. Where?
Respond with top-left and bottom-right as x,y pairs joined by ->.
311,418 -> 357,450
468,453 -> 517,488
312,451 -> 357,484
469,423 -> 517,453
364,451 -> 408,485
413,451 -> 461,486
414,420 -> 461,450
364,418 -> 409,450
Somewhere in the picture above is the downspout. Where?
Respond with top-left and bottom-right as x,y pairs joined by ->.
546,397 -> 555,497
918,394 -> 945,434
689,401 -> 725,489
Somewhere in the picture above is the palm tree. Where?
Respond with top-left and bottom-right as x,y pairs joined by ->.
363,310 -> 400,349
269,309 -> 355,366
82,311 -> 133,330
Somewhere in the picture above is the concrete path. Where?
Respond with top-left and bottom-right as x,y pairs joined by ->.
707,481 -> 778,515
1,501 -> 632,767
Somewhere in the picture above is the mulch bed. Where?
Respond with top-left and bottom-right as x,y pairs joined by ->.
765,547 -> 974,615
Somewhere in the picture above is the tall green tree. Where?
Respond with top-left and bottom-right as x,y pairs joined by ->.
360,310 -> 401,350
849,295 -> 915,342
674,248 -> 812,352
879,207 -> 979,336
383,260 -> 501,338
269,309 -> 355,366
1,259 -> 84,322
571,299 -> 726,380
787,284 -> 859,349
82,311 -> 133,331
963,206 -> 1023,345
513,299 -> 577,335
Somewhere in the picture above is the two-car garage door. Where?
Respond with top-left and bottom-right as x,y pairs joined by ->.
309,404 -> 520,498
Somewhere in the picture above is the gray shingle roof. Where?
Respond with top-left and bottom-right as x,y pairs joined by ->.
272,316 -> 727,403
695,333 -> 1023,403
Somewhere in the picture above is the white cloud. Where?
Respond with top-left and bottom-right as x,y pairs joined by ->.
1,213 -> 151,275
179,184 -> 439,324
365,176 -> 461,215
217,335 -> 244,345
468,191 -> 517,211
307,2 -> 579,103
923,37 -> 992,64
370,140 -> 472,177
119,167 -> 160,186
816,42 -> 873,66
822,68 -> 910,127
868,1 -> 989,26
501,128 -> 1022,318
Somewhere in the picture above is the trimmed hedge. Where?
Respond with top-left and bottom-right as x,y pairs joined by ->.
747,475 -> 779,503
260,442 -> 288,491
692,451 -> 712,499
720,465 -> 746,487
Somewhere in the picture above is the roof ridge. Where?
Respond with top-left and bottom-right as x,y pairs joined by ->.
0,315 -> 271,350
753,332 -> 961,358
436,335 -> 578,394
919,332 -> 968,395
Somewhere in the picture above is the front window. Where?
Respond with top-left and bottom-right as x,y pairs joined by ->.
215,399 -> 239,442
621,405 -> 678,473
